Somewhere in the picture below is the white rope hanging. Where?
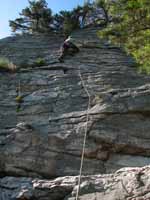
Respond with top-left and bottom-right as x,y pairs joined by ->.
75,66 -> 91,200
18,80 -> 21,96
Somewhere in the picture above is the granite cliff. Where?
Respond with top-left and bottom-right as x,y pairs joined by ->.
0,28 -> 150,199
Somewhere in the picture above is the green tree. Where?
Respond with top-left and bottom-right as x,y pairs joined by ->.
95,0 -> 110,25
53,4 -> 92,34
99,0 -> 150,73
53,13 -> 64,30
9,0 -> 53,33
59,10 -> 80,35
53,2 -> 95,34
82,3 -> 94,26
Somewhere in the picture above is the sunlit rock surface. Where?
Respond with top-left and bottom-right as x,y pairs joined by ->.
0,28 -> 150,199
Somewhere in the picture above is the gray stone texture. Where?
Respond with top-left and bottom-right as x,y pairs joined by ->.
0,166 -> 150,200
0,28 -> 150,199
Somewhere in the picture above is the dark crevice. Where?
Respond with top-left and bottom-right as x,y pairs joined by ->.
18,65 -> 72,74
89,136 -> 150,157
49,110 -> 150,123
136,172 -> 145,187
0,168 -> 58,180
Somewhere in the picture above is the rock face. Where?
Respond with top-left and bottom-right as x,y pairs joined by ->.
1,166 -> 150,200
0,28 -> 150,199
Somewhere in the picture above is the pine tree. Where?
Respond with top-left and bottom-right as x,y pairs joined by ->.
58,10 -> 80,35
53,13 -> 64,31
99,0 -> 150,73
95,0 -> 110,25
9,0 -> 53,33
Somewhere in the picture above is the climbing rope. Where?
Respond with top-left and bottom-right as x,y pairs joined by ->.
75,66 -> 91,200
18,80 -> 21,96
16,79 -> 24,112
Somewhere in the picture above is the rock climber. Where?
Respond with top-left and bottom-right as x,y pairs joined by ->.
58,35 -> 79,62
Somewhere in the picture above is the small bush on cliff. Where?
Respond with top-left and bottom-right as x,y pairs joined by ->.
34,58 -> 46,66
0,57 -> 17,72
98,0 -> 150,73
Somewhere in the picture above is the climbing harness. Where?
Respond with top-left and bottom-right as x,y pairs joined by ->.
75,66 -> 91,200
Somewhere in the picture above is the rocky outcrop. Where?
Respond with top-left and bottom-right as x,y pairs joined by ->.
0,27 -> 150,199
1,166 -> 150,200
0,32 -> 63,66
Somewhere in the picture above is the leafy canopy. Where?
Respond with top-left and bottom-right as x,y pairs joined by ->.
9,0 -> 97,35
95,0 -> 110,25
9,0 -> 53,33
99,0 -> 150,73
52,3 -> 93,35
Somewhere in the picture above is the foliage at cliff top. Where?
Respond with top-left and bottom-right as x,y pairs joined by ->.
9,0 -> 109,35
9,0 -> 93,35
9,0 -> 53,33
99,0 -> 150,73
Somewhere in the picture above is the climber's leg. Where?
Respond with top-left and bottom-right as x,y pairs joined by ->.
59,48 -> 65,62
68,47 -> 79,56
58,43 -> 79,62
58,45 -> 69,62
69,42 -> 79,52
58,54 -> 64,63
